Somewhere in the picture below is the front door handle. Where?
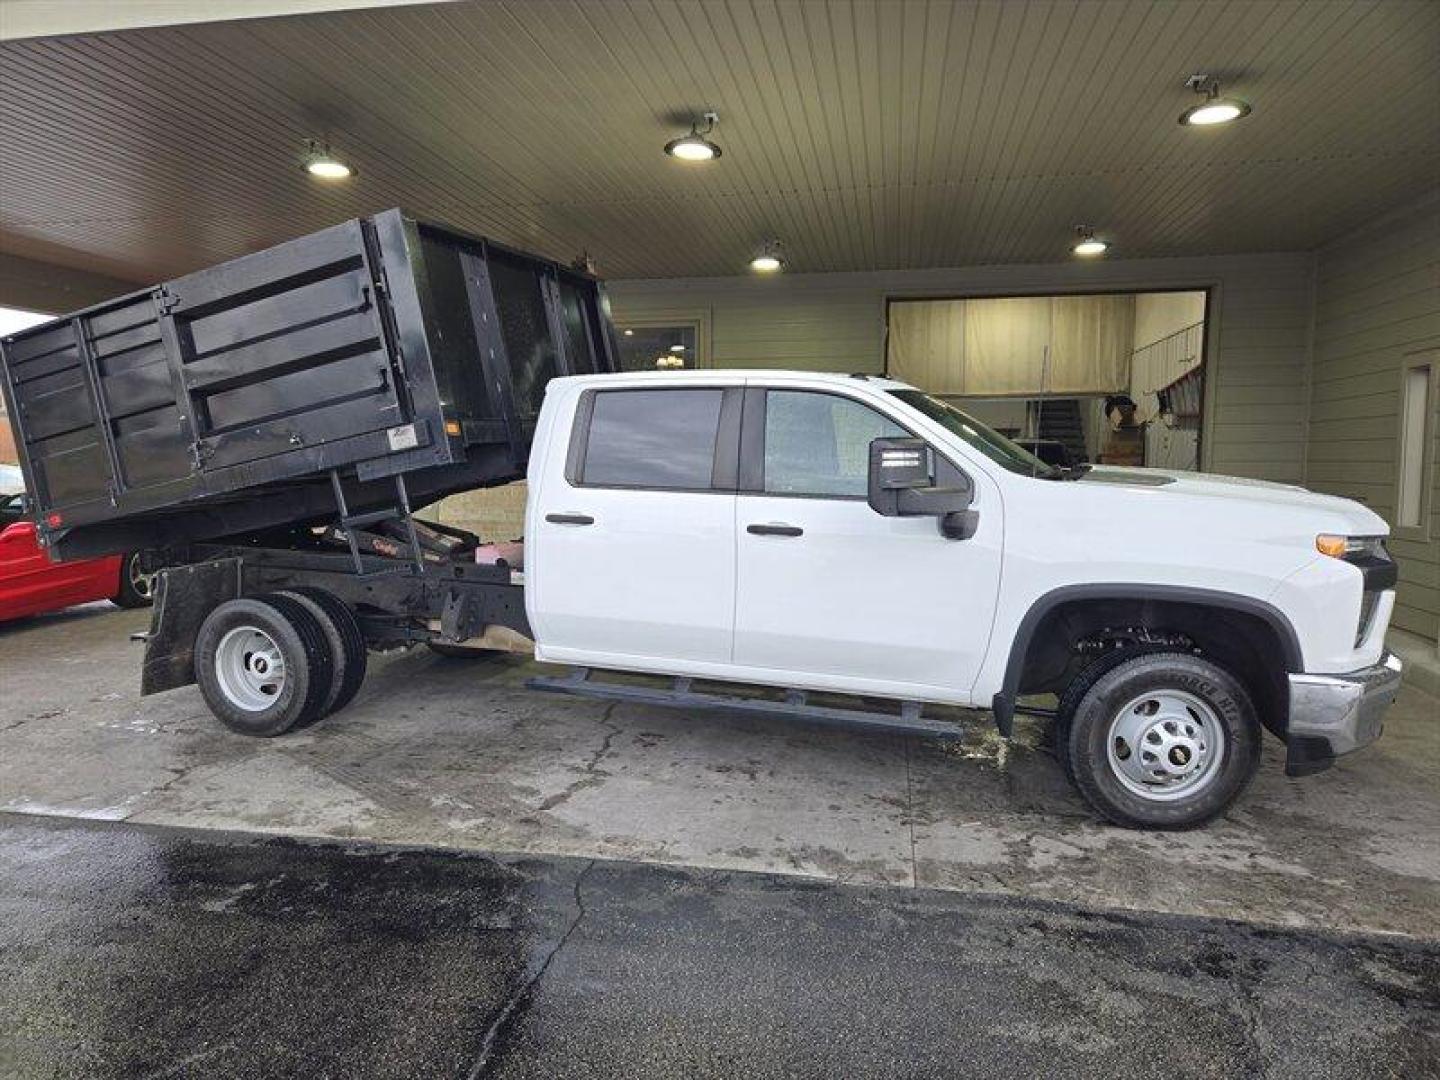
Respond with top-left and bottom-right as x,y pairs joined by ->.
747,523 -> 803,537
546,512 -> 595,526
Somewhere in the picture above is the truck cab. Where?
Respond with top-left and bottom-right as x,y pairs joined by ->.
526,370 -> 1402,828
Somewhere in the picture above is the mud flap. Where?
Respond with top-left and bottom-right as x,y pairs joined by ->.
140,559 -> 242,695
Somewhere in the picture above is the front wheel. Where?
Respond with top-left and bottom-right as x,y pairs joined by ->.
1059,652 -> 1261,829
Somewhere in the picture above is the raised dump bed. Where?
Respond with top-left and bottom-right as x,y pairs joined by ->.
0,208 -> 618,559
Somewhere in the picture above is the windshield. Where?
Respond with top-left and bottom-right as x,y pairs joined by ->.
887,390 -> 1061,478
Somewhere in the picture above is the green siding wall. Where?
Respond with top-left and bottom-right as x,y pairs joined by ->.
610,251 -> 1316,484
1307,198 -> 1440,641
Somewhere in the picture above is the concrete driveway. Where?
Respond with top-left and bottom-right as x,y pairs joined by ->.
1,603 -> 1437,938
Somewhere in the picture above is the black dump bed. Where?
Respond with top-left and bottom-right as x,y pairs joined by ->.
0,209 -> 617,559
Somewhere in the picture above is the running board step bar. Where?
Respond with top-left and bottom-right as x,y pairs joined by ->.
527,668 -> 966,741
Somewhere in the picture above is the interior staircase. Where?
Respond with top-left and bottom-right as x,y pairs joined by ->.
1034,399 -> 1088,464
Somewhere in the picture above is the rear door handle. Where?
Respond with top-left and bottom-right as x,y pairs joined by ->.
747,523 -> 803,537
546,512 -> 594,526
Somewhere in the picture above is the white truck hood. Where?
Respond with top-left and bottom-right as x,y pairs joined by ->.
1080,466 -> 1389,535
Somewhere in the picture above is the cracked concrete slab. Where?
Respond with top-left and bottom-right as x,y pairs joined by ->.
1,604 -> 1437,937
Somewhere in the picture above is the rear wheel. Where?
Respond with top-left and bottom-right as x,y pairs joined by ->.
1060,652 -> 1261,829
285,587 -> 368,714
111,552 -> 155,609
194,596 -> 333,736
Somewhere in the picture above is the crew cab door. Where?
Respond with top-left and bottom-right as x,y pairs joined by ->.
527,381 -> 741,666
731,387 -> 1003,702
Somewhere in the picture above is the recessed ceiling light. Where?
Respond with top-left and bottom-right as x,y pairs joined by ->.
1072,226 -> 1109,257
1178,75 -> 1251,126
665,112 -> 722,162
302,140 -> 355,180
750,239 -> 785,273
623,329 -> 634,336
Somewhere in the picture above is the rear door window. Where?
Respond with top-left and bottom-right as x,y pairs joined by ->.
580,389 -> 724,490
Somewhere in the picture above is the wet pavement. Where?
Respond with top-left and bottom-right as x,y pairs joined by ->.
2,604 -> 1438,938
1,813 -> 1437,1080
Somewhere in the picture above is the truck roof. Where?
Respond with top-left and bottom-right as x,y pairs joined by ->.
557,369 -> 915,392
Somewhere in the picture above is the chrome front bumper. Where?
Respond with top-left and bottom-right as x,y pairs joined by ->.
1285,652 -> 1403,776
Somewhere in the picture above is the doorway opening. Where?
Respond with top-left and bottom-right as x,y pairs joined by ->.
884,290 -> 1209,470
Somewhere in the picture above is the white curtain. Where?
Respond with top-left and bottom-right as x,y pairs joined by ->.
1049,294 -> 1132,394
888,295 -> 1133,396
886,299 -> 967,394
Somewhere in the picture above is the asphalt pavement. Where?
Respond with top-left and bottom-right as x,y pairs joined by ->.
1,813 -> 1436,1080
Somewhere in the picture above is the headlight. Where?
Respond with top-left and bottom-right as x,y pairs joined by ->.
1316,535 -> 1387,560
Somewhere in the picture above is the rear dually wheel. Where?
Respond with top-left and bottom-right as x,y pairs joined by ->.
193,595 -> 334,736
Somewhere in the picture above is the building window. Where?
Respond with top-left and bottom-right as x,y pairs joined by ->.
1397,357 -> 1435,532
615,323 -> 699,372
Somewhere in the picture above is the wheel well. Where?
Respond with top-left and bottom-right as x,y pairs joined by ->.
1007,595 -> 1295,739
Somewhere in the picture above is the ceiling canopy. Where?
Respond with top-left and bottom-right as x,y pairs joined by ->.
1,0 -> 1436,285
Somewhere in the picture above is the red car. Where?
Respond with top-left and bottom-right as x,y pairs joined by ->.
0,492 -> 152,621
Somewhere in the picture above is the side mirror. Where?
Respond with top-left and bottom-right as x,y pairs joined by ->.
867,437 -> 978,541
0,519 -> 37,545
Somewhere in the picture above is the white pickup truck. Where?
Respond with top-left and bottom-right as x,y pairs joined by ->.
516,370 -> 1403,828
9,215 -> 1398,830
128,369 -> 1402,831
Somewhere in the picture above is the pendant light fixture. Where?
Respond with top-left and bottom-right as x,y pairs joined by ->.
1071,226 -> 1109,257
1178,75 -> 1251,127
302,139 -> 355,180
749,239 -> 785,273
664,112 -> 722,162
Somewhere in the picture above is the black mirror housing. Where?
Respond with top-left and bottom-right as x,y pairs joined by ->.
868,437 -> 929,515
868,437 -> 977,540
871,437 -> 931,490
895,485 -> 971,517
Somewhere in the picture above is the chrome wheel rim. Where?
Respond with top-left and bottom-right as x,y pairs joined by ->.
214,626 -> 285,712
127,553 -> 154,600
1105,689 -> 1225,802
